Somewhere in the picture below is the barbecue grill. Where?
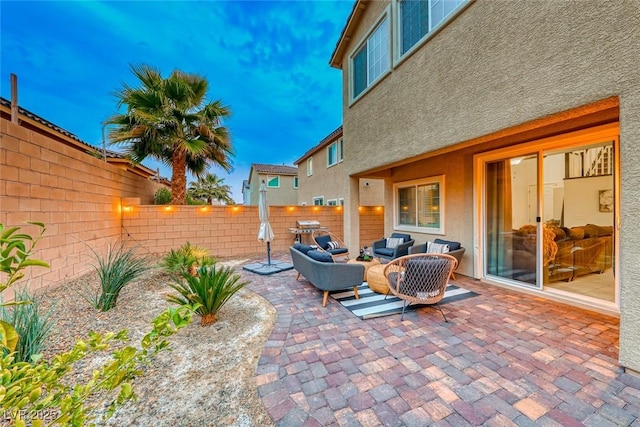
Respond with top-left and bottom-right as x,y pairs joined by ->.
289,220 -> 327,243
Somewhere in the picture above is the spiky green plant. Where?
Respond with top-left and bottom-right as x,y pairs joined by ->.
167,265 -> 248,326
0,286 -> 55,362
88,241 -> 152,311
160,242 -> 216,278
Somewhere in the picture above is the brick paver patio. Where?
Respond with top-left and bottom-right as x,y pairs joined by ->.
242,254 -> 640,426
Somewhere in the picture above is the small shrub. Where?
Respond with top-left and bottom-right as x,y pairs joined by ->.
154,188 -> 172,205
87,241 -> 153,311
160,242 -> 216,278
167,265 -> 249,326
0,287 -> 55,362
1,304 -> 195,426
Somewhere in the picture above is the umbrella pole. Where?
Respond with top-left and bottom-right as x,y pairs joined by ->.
267,242 -> 271,265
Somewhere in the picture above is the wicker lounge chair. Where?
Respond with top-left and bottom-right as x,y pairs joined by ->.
312,230 -> 350,262
384,253 -> 458,321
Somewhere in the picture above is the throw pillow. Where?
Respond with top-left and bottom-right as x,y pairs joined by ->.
386,237 -> 404,249
306,250 -> 334,263
427,241 -> 450,253
327,240 -> 341,250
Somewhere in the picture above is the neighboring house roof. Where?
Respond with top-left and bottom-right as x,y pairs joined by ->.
251,163 -> 298,176
0,96 -> 165,181
294,126 -> 343,165
329,0 -> 367,68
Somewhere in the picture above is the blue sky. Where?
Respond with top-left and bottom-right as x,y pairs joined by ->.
1,0 -> 354,203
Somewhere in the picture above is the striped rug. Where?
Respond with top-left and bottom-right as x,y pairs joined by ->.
330,282 -> 478,320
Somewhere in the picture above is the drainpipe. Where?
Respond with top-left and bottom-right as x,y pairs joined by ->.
10,73 -> 18,124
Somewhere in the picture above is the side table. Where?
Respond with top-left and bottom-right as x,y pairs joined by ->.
366,263 -> 389,294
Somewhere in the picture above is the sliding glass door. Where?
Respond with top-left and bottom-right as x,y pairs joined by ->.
484,154 -> 540,287
478,124 -> 619,307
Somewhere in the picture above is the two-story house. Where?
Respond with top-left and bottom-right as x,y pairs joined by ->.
243,163 -> 298,206
295,125 -> 383,206
330,1 -> 640,373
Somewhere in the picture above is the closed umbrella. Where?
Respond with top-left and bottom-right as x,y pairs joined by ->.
258,181 -> 275,265
243,180 -> 293,275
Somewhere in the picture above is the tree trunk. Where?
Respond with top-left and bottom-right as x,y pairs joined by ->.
171,150 -> 187,204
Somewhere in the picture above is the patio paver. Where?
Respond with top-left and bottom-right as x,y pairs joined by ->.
242,253 -> 639,426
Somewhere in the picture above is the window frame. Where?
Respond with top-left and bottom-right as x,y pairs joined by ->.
312,196 -> 324,206
338,198 -> 345,206
266,175 -> 280,188
338,138 -> 344,163
349,6 -> 392,104
393,175 -> 445,235
394,0 -> 470,66
293,176 -> 299,189
307,157 -> 313,176
327,199 -> 338,206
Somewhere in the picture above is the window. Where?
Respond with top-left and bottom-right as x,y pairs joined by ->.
307,158 -> 313,176
394,175 -> 444,234
352,14 -> 389,99
327,142 -> 338,167
398,0 -> 465,57
313,197 -> 324,206
293,176 -> 299,188
338,138 -> 344,163
267,176 -> 279,188
339,198 -> 344,206
327,199 -> 338,206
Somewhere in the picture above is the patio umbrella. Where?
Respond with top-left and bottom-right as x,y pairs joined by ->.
243,181 -> 293,275
258,180 -> 275,265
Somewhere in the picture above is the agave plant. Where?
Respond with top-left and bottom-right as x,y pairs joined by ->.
160,242 -> 216,278
167,265 -> 248,326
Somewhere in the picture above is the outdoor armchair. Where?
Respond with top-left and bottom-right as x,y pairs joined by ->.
372,233 -> 414,260
384,253 -> 458,321
312,230 -> 350,262
409,239 -> 465,279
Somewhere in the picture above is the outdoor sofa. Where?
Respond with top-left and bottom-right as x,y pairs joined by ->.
289,244 -> 364,307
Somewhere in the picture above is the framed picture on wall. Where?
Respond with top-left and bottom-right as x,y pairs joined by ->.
599,189 -> 613,212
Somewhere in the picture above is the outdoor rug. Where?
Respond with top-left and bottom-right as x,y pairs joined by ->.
330,282 -> 478,320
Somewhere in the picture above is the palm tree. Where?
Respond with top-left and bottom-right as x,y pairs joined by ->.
106,64 -> 233,204
188,173 -> 234,205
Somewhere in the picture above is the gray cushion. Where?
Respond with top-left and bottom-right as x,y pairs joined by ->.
328,247 -> 348,255
314,234 -> 332,250
376,248 -> 395,257
434,238 -> 461,251
307,249 -> 334,263
293,243 -> 315,255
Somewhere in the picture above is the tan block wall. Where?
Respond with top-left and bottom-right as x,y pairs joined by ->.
121,205 -> 357,258
1,117 -> 162,289
358,206 -> 385,249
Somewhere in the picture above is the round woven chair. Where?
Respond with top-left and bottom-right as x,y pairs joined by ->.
383,253 -> 458,321
311,230 -> 350,262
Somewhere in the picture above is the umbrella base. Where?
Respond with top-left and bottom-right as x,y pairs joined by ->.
243,260 -> 294,275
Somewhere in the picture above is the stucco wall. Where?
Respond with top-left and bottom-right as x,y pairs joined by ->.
338,1 -> 640,370
0,117 -> 162,288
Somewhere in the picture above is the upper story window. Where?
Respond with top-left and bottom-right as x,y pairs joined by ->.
313,196 -> 324,206
267,176 -> 280,188
293,176 -> 299,188
351,14 -> 390,100
307,158 -> 313,176
327,199 -> 338,206
399,0 -> 465,57
327,142 -> 338,167
338,138 -> 344,162
394,175 -> 445,234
